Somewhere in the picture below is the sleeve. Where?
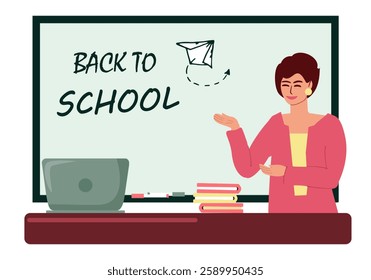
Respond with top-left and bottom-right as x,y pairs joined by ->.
284,117 -> 346,189
226,117 -> 274,178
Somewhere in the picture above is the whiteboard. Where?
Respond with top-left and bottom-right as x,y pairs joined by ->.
33,16 -> 337,202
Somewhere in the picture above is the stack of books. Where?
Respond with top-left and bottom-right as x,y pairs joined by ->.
193,183 -> 243,213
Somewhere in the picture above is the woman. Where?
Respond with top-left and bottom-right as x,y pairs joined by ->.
214,52 -> 346,213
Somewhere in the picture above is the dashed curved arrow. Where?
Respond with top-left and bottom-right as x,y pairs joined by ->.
185,65 -> 231,87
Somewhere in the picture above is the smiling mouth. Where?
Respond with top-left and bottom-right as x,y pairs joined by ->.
286,96 -> 297,100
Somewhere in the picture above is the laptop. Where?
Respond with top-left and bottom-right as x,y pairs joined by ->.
42,158 -> 129,213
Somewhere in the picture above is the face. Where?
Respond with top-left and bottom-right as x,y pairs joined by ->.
280,73 -> 312,105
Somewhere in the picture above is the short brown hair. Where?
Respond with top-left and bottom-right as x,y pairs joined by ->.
275,53 -> 320,97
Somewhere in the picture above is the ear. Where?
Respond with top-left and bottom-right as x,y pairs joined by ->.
308,81 -> 313,89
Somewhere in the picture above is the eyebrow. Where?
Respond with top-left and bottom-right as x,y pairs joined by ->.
281,80 -> 303,84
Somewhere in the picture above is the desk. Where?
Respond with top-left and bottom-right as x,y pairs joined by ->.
24,213 -> 351,244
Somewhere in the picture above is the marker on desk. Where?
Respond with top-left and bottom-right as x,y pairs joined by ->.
131,192 -> 170,199
172,192 -> 185,197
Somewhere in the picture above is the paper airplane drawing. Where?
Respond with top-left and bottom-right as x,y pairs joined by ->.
176,40 -> 214,68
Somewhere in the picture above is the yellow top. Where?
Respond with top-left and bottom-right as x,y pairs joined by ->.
289,133 -> 308,196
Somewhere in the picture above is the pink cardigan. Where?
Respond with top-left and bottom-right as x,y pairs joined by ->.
226,113 -> 346,213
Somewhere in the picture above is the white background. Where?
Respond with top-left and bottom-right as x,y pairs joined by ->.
1,1 -> 370,279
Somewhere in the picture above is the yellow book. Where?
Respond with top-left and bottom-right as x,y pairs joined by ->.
193,193 -> 238,203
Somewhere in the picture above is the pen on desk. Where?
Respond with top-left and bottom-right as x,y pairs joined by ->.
131,192 -> 170,198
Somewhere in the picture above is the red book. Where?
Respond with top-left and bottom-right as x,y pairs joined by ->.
196,183 -> 241,194
199,203 -> 244,213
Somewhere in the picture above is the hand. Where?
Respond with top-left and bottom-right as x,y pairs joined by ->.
213,113 -> 240,130
259,164 -> 286,177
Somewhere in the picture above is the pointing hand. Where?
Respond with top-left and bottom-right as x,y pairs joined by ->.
213,113 -> 240,130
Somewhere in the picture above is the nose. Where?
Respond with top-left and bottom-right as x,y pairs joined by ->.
289,85 -> 294,95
